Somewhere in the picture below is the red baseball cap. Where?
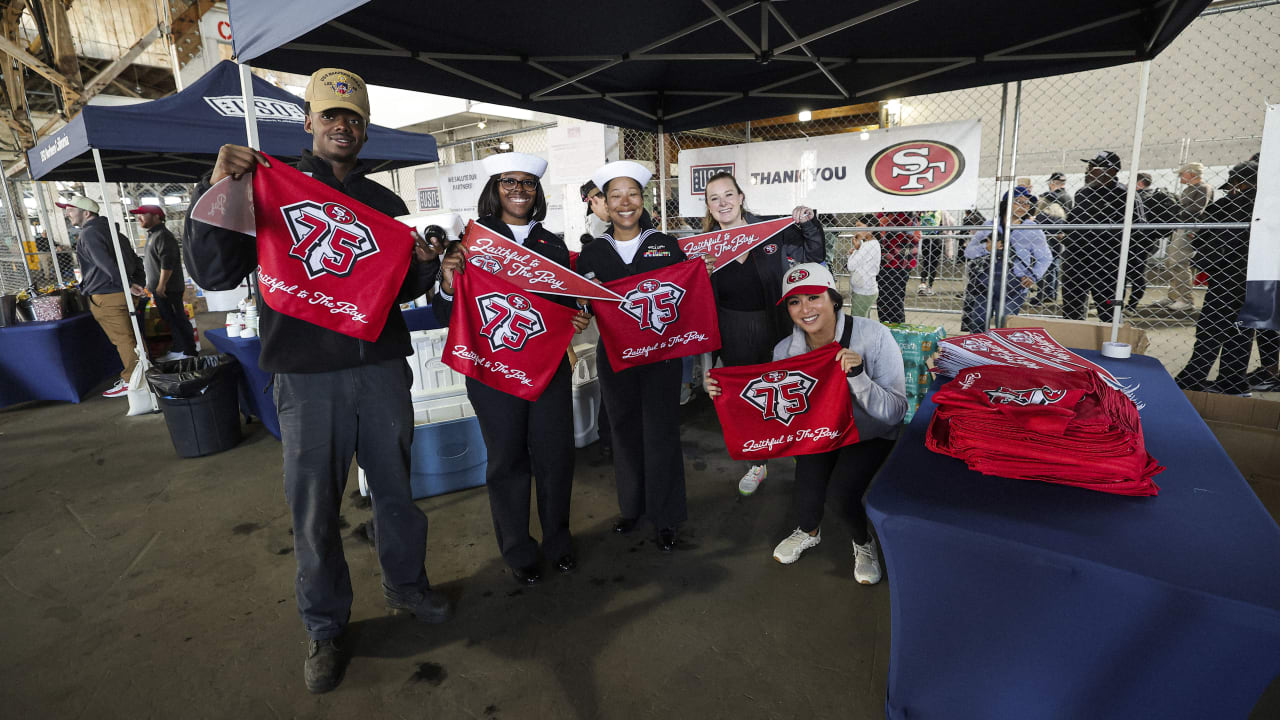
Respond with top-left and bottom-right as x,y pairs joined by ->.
129,204 -> 165,218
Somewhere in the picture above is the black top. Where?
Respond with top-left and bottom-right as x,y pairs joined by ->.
75,215 -> 144,296
1194,190 -> 1255,281
575,228 -> 688,283
1066,181 -> 1147,263
431,215 -> 577,328
183,150 -> 438,374
712,255 -> 769,311
144,224 -> 186,295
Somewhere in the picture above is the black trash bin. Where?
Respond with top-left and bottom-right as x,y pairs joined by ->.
147,354 -> 243,458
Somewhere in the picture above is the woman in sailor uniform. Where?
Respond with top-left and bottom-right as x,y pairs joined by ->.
576,161 -> 698,552
434,152 -> 590,585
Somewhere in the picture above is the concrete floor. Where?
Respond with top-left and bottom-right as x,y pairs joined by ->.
2,319 -> 1278,719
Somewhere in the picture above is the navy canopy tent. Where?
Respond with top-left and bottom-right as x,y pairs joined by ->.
27,59 -> 437,182
228,0 -> 1210,133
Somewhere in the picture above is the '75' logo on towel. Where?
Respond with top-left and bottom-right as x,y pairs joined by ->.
742,369 -> 818,426
282,200 -> 379,279
476,292 -> 546,352
620,278 -> 685,335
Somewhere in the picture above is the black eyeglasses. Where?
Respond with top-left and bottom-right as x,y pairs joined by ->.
499,177 -> 539,191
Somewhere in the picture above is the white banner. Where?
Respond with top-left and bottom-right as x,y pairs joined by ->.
1241,104 -> 1277,328
547,121 -> 607,185
678,119 -> 982,216
413,159 -> 566,235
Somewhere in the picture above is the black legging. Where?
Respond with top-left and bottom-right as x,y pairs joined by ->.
791,437 -> 895,545
878,267 -> 909,324
1176,279 -> 1251,389
918,235 -> 942,288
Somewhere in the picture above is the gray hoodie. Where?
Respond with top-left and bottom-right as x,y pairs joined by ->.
772,312 -> 907,441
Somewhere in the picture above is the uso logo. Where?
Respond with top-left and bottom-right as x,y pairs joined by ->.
865,141 -> 965,196
417,186 -> 441,211
690,163 -> 735,195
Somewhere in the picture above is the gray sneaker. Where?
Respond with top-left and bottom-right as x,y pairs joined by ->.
385,585 -> 451,624
304,637 -> 346,694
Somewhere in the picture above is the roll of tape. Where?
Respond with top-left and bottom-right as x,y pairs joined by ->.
1101,341 -> 1131,359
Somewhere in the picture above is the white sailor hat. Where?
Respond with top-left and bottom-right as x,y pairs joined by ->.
480,152 -> 547,179
592,160 -> 652,193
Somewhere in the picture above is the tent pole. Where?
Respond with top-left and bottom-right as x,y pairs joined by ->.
983,83 -> 1010,332
996,81 -> 1023,328
1111,60 -> 1150,343
238,62 -> 261,150
1,174 -> 34,288
160,0 -> 185,91
93,147 -> 151,384
33,183 -> 63,285
658,123 -> 668,232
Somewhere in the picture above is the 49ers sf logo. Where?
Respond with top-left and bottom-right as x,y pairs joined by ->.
741,369 -> 818,426
282,200 -> 378,279
866,141 -> 965,196
984,386 -> 1068,407
620,278 -> 685,335
475,292 -> 546,352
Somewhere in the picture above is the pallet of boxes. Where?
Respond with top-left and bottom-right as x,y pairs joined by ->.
884,323 -> 946,423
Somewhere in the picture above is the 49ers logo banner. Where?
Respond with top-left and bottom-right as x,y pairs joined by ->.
710,343 -> 859,460
250,157 -> 412,341
677,217 -> 793,272
594,259 -> 721,370
443,267 -> 576,401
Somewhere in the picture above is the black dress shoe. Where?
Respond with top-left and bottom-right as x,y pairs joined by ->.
511,564 -> 541,585
658,528 -> 676,552
613,517 -> 638,534
555,554 -> 577,573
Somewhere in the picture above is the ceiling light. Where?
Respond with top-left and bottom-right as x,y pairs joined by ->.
164,196 -> 185,205
498,141 -> 510,150
476,120 -> 487,129
798,110 -> 812,122
141,196 -> 160,205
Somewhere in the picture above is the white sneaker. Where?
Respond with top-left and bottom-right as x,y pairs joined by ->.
738,465 -> 766,496
916,283 -> 929,295
853,538 -> 882,585
1168,300 -> 1192,311
773,527 -> 820,564
102,379 -> 129,398
679,384 -> 693,406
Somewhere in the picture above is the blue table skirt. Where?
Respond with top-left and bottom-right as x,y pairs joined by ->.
865,350 -> 1280,720
0,313 -> 122,409
403,306 -> 441,332
204,328 -> 280,440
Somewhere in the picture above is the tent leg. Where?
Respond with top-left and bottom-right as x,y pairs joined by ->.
238,61 -> 260,303
93,148 -> 151,388
33,183 -> 63,285
983,83 -> 1010,331
1,174 -> 34,288
996,81 -> 1024,329
1111,61 -> 1151,343
658,124 -> 668,232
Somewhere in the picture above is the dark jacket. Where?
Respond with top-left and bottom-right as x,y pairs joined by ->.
575,227 -> 688,283
76,215 -> 144,296
183,150 -> 438,374
144,224 -> 186,295
431,215 -> 576,328
1193,190 -> 1255,282
707,211 -> 825,344
1065,182 -> 1146,265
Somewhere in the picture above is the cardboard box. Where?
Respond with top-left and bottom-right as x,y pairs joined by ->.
1004,316 -> 1149,355
1182,390 -> 1280,524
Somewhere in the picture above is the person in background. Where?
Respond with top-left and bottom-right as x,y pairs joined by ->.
576,161 -> 696,552
184,67 -> 449,694
580,179 -> 611,238
1174,161 -> 1258,396
131,204 -> 196,362
434,153 -> 589,586
875,211 -> 919,325
1028,196 -> 1067,307
846,214 -> 881,318
705,263 -> 906,582
961,186 -> 1052,332
1127,173 -> 1177,311
1062,151 -> 1146,322
1157,162 -> 1213,311
60,195 -> 146,397
1041,171 -> 1074,214
699,171 -> 825,497
916,210 -> 942,297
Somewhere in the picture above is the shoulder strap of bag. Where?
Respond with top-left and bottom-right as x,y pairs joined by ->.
839,313 -> 854,349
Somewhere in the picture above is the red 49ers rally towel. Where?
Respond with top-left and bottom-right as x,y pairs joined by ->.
443,267 -> 577,401
253,157 -> 412,341
594,258 -> 721,370
709,343 -> 860,461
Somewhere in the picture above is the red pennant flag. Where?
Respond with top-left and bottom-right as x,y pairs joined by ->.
443,267 -> 577,401
251,157 -> 411,341
462,220 -> 622,301
677,217 -> 794,272
709,343 -> 860,461
593,259 -> 721,370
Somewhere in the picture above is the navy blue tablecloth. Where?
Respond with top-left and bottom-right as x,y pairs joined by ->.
204,328 -> 280,440
0,314 -> 122,408
866,350 -> 1280,720
403,306 -> 441,332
